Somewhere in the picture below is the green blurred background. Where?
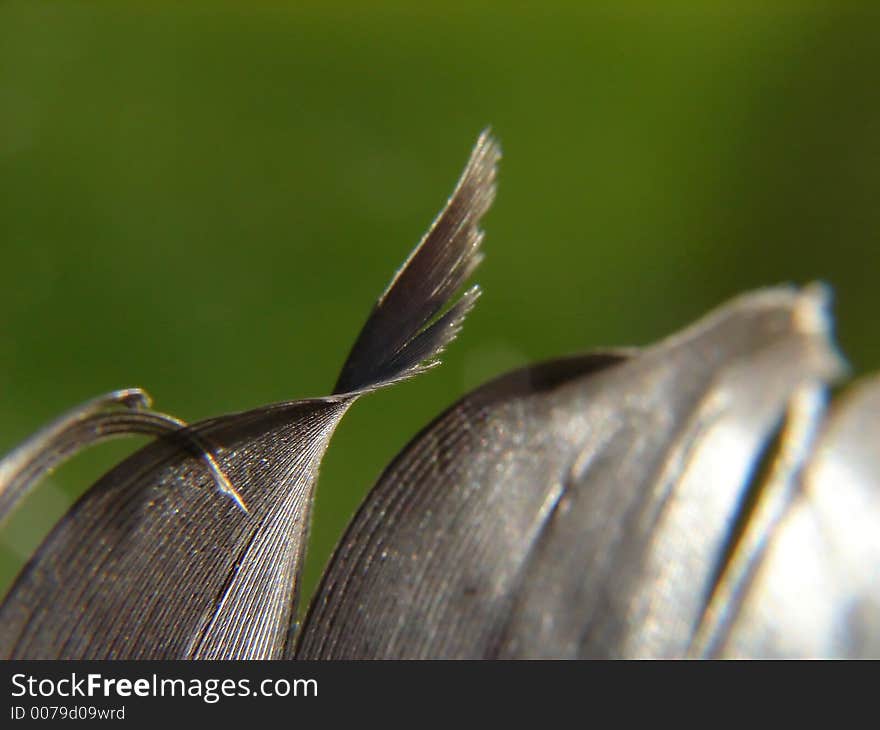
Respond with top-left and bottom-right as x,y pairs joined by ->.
1,1 -> 878,610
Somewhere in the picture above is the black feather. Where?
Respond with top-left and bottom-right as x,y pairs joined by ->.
334,130 -> 498,394
0,131 -> 499,659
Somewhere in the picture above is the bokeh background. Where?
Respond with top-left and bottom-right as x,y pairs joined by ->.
1,1 -> 878,609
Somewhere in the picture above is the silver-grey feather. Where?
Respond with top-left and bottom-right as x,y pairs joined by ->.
295,285 -> 848,658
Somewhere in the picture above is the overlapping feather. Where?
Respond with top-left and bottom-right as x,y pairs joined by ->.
295,285 -> 879,659
0,132 -> 499,659
2,131 -> 877,660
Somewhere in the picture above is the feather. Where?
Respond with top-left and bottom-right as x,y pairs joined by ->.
334,130 -> 498,394
0,131 -> 499,659
295,284 -> 845,658
694,375 -> 880,657
0,388 -> 244,522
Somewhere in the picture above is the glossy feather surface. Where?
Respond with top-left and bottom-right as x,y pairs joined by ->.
297,286 -> 844,658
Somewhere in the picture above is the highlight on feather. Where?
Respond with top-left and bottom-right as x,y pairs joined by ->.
0,388 -> 246,523
692,374 -> 880,657
0,130 -> 498,659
